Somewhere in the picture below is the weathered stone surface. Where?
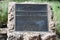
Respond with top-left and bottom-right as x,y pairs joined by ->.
0,2 -> 57,40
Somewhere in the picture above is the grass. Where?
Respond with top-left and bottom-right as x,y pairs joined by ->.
0,2 -> 8,24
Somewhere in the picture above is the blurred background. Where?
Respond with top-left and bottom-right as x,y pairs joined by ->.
0,0 -> 60,40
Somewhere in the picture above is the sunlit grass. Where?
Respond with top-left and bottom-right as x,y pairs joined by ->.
0,2 -> 8,24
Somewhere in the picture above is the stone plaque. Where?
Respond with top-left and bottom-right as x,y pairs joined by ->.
15,4 -> 48,31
